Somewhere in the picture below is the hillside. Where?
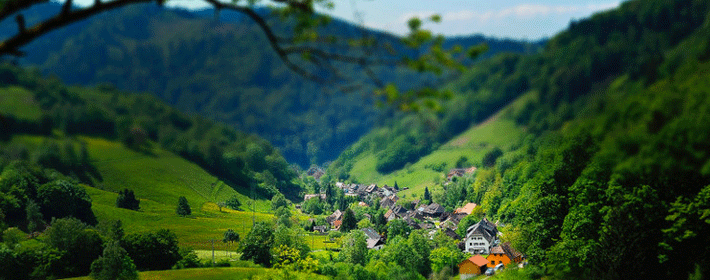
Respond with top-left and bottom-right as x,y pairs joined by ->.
0,63 -> 302,248
2,3 -> 543,168
326,0 -> 710,278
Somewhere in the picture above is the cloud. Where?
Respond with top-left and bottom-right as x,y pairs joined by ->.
442,2 -> 620,22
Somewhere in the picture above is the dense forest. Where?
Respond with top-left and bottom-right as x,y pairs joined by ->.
0,3 -> 543,168
329,0 -> 710,278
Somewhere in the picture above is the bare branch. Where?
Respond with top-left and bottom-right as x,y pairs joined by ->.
0,0 -> 48,22
0,0 -> 154,57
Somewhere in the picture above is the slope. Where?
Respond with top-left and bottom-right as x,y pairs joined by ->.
0,64 -> 296,250
2,3 -> 543,167
330,0 -> 710,278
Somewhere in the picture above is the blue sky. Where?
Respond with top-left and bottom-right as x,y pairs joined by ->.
68,0 -> 623,40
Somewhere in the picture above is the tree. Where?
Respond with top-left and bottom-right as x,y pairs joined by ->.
387,219 -> 411,239
429,246 -> 463,275
37,179 -> 97,225
482,147 -> 503,168
90,241 -> 138,280
222,229 -> 240,257
239,222 -> 274,267
340,208 -> 357,232
44,217 -> 104,278
25,199 -> 43,233
176,196 -> 191,217
340,230 -> 367,266
271,193 -> 288,211
423,187 -> 432,203
225,195 -> 241,210
116,189 -> 140,210
121,229 -> 181,271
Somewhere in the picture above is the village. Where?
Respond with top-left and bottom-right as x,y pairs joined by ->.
300,168 -> 526,279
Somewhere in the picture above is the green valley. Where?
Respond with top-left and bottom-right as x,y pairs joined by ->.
3,0 -> 710,279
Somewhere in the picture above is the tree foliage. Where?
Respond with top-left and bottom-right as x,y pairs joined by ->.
90,241 -> 139,280
175,196 -> 191,217
239,222 -> 274,267
121,229 -> 181,271
115,189 -> 140,210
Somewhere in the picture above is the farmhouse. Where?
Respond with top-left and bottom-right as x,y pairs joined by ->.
458,255 -> 489,279
464,217 -> 498,254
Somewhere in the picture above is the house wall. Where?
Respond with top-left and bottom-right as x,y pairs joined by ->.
487,253 -> 512,267
464,234 -> 491,254
458,261 -> 483,275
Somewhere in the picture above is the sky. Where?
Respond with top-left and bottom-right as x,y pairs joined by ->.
67,0 -> 624,40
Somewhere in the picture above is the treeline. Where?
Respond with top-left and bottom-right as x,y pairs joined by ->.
328,0 -> 710,179
0,216 -> 200,280
8,3 -> 542,168
0,63 -> 299,199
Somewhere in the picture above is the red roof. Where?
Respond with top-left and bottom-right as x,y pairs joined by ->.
468,255 -> 489,267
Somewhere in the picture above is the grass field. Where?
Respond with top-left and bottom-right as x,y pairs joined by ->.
346,116 -> 527,199
61,267 -> 330,280
0,86 -> 42,121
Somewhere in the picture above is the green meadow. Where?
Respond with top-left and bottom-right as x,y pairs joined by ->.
61,267 -> 330,280
347,116 -> 527,199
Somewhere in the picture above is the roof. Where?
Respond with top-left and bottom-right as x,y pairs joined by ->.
466,218 -> 498,242
463,255 -> 489,267
423,203 -> 445,215
455,203 -> 477,215
333,220 -> 342,228
367,238 -> 384,249
490,246 -> 505,254
444,228 -> 461,240
362,228 -> 381,240
501,242 -> 523,259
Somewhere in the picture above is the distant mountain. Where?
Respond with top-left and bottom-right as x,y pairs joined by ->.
3,3 -> 543,168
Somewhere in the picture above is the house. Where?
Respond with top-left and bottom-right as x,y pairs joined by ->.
362,227 -> 385,250
454,203 -> 477,215
458,255 -> 489,279
303,193 -> 327,201
365,184 -> 379,194
381,185 -> 396,197
326,209 -> 343,225
379,194 -> 399,209
313,225 -> 327,233
306,166 -> 325,180
443,212 -> 468,228
384,209 -> 396,222
486,242 -> 524,266
447,167 -> 477,181
463,218 -> 498,254
332,220 -> 342,230
391,204 -> 407,217
422,203 -> 446,218
444,228 -> 461,241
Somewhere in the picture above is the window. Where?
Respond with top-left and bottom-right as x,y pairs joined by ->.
491,261 -> 495,265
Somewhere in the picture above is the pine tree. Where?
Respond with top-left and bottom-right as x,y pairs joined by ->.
176,196 -> 191,217
424,187 -> 432,203
340,208 -> 357,232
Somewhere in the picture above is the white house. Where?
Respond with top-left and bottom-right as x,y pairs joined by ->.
464,218 -> 498,254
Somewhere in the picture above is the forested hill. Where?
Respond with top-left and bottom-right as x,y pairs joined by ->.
1,3 -> 543,168
331,0 -> 710,278
0,63 -> 299,200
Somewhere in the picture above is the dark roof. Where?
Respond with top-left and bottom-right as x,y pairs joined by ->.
367,238 -> 385,249
423,203 -> 445,216
362,228 -> 381,240
466,218 -> 497,242
501,242 -> 523,259
444,228 -> 461,240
